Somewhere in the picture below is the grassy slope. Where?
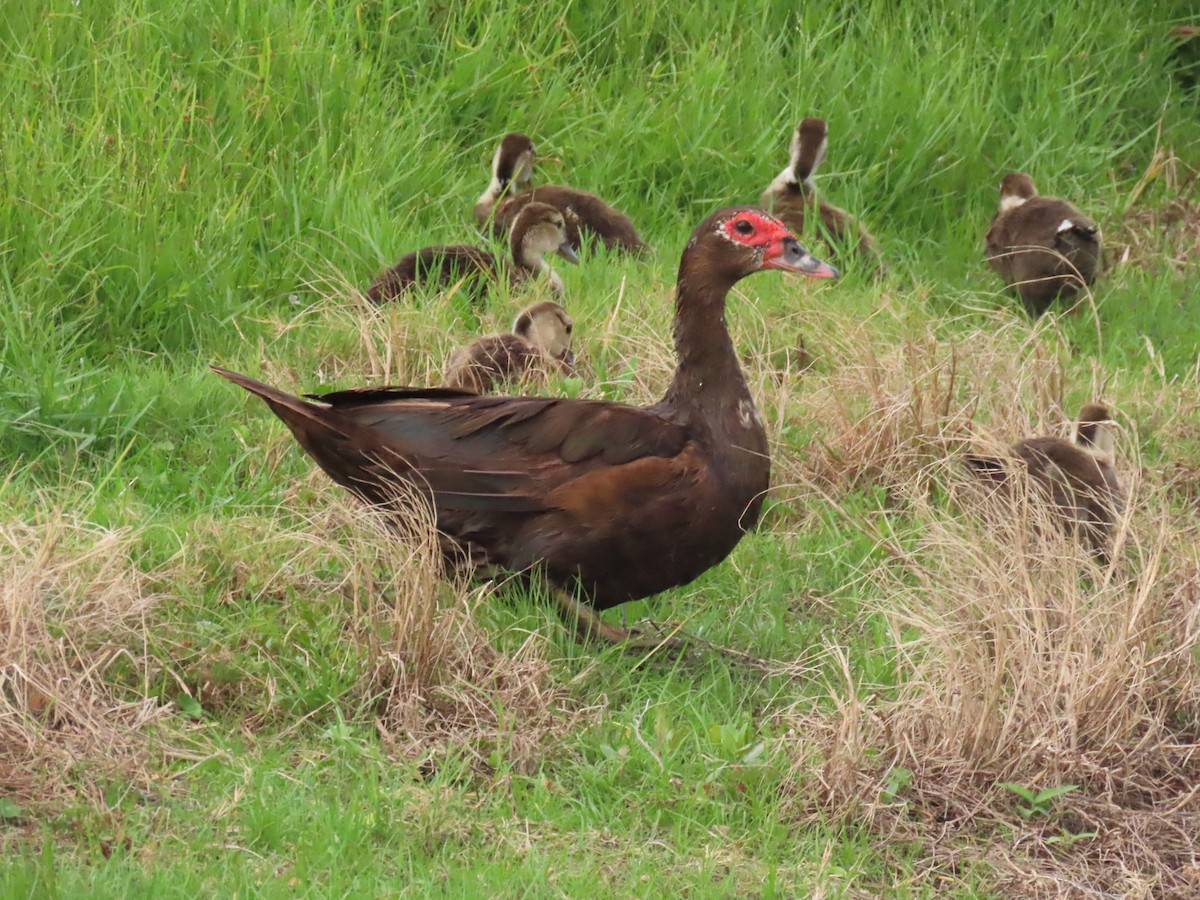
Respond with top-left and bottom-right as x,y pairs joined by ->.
1,0 -> 1198,895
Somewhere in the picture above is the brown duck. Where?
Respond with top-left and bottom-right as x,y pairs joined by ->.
444,300 -> 576,394
367,202 -> 578,304
215,207 -> 837,649
474,132 -> 648,256
984,172 -> 1101,315
965,403 -> 1124,562
760,118 -> 882,271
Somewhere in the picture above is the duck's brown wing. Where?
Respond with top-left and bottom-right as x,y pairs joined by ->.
213,368 -> 689,520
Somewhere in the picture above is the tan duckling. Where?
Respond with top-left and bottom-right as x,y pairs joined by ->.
367,202 -> 578,304
984,172 -> 1101,316
475,132 -> 648,256
965,403 -> 1124,562
760,118 -> 882,270
444,301 -> 576,394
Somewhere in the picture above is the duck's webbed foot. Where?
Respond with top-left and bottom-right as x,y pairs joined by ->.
552,590 -> 691,654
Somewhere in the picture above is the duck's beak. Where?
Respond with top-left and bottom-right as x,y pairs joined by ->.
556,242 -> 580,265
766,237 -> 839,279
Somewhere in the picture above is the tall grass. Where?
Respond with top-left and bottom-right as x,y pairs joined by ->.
2,0 -> 1195,468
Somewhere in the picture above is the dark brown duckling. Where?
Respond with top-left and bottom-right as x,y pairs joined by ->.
760,118 -> 882,271
444,300 -> 576,394
367,202 -> 579,304
984,172 -> 1101,316
475,132 -> 648,256
214,207 -> 837,652
965,403 -> 1124,562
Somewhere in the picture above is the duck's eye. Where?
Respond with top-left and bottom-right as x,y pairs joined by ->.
734,219 -> 754,236
565,324 -> 573,334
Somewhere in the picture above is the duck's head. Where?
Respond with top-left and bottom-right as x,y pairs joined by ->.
684,207 -> 839,289
476,132 -> 536,212
494,132 -> 536,192
998,172 -> 1039,213
790,118 -> 829,185
1075,403 -> 1116,457
511,202 -> 580,268
513,300 -> 575,366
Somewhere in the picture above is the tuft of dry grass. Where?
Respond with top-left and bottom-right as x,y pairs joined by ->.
1109,149 -> 1200,275
776,341 -> 1200,895
776,317 -> 1088,508
172,471 -> 586,774
0,507 -> 171,812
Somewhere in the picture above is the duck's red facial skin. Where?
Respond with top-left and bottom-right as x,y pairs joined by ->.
718,210 -> 795,250
715,208 -> 840,279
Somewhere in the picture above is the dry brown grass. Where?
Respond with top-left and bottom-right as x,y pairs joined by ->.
171,465 -> 585,774
775,314 -> 1087,508
773,325 -> 1200,896
1109,148 -> 1200,276
0,506 -> 171,812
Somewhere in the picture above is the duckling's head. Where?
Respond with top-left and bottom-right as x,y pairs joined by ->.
510,202 -> 580,269
791,118 -> 829,184
998,172 -> 1039,213
513,300 -> 575,366
494,132 -> 536,192
476,132 -> 536,214
1074,403 -> 1116,457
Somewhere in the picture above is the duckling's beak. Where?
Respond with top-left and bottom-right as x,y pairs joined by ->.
556,242 -> 580,265
766,237 -> 839,279
562,350 -> 576,369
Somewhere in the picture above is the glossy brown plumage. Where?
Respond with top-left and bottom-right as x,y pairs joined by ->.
215,207 -> 836,625
984,173 -> 1101,316
965,403 -> 1124,561
474,132 -> 649,256
760,118 -> 882,271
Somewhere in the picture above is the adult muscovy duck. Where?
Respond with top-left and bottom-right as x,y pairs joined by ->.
215,207 -> 837,648
474,131 -> 649,257
761,118 -> 882,271
366,202 -> 578,304
984,172 -> 1101,316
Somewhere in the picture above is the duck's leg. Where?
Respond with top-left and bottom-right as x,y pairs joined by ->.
552,589 -> 690,653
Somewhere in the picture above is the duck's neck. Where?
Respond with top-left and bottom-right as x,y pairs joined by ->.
512,246 -> 564,295
663,265 -> 753,416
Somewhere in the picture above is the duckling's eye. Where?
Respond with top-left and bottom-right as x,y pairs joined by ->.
565,323 -> 573,334
734,219 -> 754,236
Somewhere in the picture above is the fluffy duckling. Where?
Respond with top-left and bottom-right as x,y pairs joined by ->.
965,403 -> 1124,562
444,301 -> 576,394
984,173 -> 1101,316
367,202 -> 578,304
761,118 -> 882,270
475,132 -> 648,256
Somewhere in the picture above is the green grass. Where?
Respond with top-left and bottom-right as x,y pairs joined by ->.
2,0 -> 1198,895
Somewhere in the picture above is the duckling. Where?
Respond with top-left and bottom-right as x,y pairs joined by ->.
367,202 -> 579,304
475,132 -> 649,256
965,403 -> 1124,562
472,132 -> 536,227
444,301 -> 576,394
760,118 -> 882,270
984,173 -> 1101,316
